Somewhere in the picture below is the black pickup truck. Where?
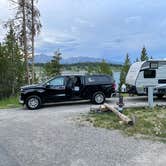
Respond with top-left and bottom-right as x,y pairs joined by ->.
19,74 -> 115,109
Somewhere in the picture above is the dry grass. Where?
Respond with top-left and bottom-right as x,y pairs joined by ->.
84,106 -> 166,139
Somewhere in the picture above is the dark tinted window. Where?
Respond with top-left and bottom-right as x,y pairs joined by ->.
158,79 -> 166,84
144,70 -> 156,78
85,75 -> 112,84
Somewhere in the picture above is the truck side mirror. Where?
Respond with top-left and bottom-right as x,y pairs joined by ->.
45,82 -> 50,89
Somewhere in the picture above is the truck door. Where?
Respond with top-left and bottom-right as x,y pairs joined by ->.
66,76 -> 83,98
73,76 -> 82,97
45,76 -> 67,101
66,77 -> 75,98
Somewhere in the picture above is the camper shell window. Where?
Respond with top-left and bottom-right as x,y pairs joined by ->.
85,75 -> 113,85
144,70 -> 156,78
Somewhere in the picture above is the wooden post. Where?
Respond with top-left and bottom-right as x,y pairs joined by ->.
148,86 -> 154,108
104,103 -> 133,125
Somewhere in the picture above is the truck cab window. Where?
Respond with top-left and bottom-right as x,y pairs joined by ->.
74,77 -> 81,86
49,77 -> 64,86
144,70 -> 156,78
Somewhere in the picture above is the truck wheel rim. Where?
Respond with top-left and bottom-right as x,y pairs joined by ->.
95,94 -> 104,103
28,98 -> 39,108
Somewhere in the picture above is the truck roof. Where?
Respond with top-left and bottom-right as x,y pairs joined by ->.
61,74 -> 112,77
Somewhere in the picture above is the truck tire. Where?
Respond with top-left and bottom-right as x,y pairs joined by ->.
92,91 -> 105,104
25,95 -> 42,110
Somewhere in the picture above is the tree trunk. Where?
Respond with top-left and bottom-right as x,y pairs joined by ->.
22,0 -> 30,85
31,0 -> 35,83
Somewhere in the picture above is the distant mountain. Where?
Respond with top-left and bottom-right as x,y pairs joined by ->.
34,54 -> 52,63
61,56 -> 102,64
34,54 -> 122,64
34,54 -> 102,64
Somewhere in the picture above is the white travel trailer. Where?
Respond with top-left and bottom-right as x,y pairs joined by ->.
126,60 -> 166,97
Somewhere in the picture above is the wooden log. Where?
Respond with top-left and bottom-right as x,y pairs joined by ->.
90,105 -> 110,113
99,105 -> 110,112
103,103 -> 133,125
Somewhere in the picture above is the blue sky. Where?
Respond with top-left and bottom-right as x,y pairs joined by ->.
0,0 -> 166,63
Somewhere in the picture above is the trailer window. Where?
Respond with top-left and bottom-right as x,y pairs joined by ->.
158,79 -> 166,84
144,70 -> 156,78
150,62 -> 158,69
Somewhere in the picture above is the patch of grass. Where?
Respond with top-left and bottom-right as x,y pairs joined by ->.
84,106 -> 166,139
121,93 -> 129,97
0,96 -> 20,109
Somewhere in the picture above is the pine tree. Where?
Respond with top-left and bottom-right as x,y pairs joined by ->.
5,24 -> 25,95
0,43 -> 8,98
140,46 -> 149,61
99,59 -> 113,75
123,54 -> 131,73
87,65 -> 95,74
45,49 -> 62,77
0,24 -> 25,98
9,0 -> 42,84
8,0 -> 30,84
119,53 -> 131,90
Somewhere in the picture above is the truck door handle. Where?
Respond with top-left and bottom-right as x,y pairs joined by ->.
56,86 -> 65,90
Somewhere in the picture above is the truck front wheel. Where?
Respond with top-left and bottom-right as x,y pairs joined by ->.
26,95 -> 42,110
92,92 -> 105,104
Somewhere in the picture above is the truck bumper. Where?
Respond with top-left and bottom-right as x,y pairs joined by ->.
19,96 -> 24,104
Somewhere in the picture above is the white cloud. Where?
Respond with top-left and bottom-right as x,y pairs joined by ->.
1,0 -> 166,62
125,16 -> 141,24
0,0 -> 9,16
36,29 -> 79,45
0,0 -> 14,41
0,0 -> 8,6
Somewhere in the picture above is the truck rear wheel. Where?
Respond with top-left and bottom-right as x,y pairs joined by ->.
92,92 -> 105,104
26,95 -> 42,110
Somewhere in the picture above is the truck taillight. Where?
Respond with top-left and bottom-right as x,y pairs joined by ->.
112,83 -> 116,90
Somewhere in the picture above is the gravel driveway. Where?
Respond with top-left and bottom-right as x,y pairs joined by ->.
0,97 -> 166,166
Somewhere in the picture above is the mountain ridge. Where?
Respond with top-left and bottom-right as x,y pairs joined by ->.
34,54 -> 122,64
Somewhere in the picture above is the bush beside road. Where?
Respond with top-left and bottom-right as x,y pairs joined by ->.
0,96 -> 20,109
